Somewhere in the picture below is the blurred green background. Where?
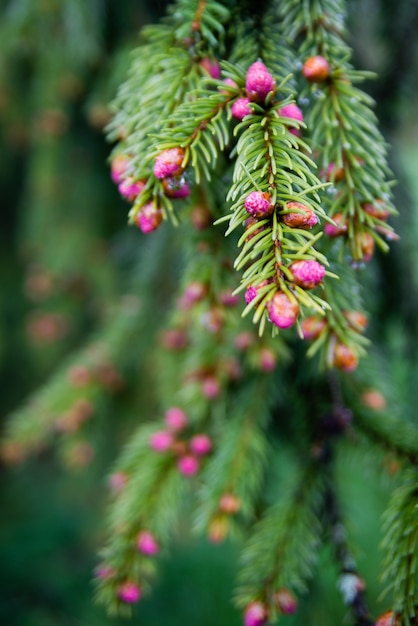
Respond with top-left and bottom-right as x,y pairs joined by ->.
1,0 -> 418,624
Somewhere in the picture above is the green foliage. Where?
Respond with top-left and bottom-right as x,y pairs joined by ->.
1,0 -> 418,625
381,469 -> 418,625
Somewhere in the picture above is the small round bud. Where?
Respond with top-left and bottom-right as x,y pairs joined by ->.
118,581 -> 141,604
162,176 -> 190,199
246,62 -> 276,101
109,472 -> 128,493
201,375 -> 221,399
177,454 -> 200,476
231,97 -> 252,120
257,346 -> 277,372
356,231 -> 375,262
267,292 -> 300,329
321,162 -> 345,182
219,290 -> 240,307
149,430 -> 173,452
301,316 -> 327,340
245,280 -> 269,304
333,342 -> 358,372
361,389 -> 386,411
324,213 -> 348,237
199,57 -> 221,79
219,493 -> 241,514
111,154 -> 130,184
234,331 -> 255,351
362,199 -> 390,220
136,530 -> 159,556
135,202 -> 163,234
154,147 -> 185,179
95,564 -> 115,580
278,103 -> 304,121
302,55 -> 331,82
191,204 -> 212,230
245,216 -> 266,241
273,588 -> 298,614
190,434 -> 212,456
244,191 -> 273,218
118,177 -> 145,202
244,601 -> 269,626
281,202 -> 318,229
289,260 -> 325,289
375,611 -> 400,626
343,310 -> 368,332
165,407 -> 188,431
181,281 -> 207,307
160,328 -> 188,350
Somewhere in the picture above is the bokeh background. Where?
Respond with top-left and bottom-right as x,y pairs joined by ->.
1,0 -> 418,624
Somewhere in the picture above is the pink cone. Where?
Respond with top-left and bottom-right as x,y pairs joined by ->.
246,62 -> 275,101
154,147 -> 185,179
244,601 -> 268,626
111,154 -> 130,184
290,260 -> 325,289
190,434 -> 212,456
149,430 -> 173,452
118,177 -> 145,202
278,103 -> 304,121
177,455 -> 200,476
244,191 -> 273,218
136,530 -> 159,555
136,202 -> 163,234
118,581 -> 142,604
281,201 -> 318,229
267,292 -> 300,329
199,57 -> 221,79
231,98 -> 252,120
165,407 -> 188,431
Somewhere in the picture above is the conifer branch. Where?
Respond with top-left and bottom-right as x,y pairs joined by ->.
235,461 -> 324,620
381,469 -> 418,626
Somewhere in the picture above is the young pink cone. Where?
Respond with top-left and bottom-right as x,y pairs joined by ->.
301,316 -> 327,340
118,177 -> 145,202
246,62 -> 275,101
177,454 -> 200,476
267,292 -> 300,329
324,212 -> 348,237
245,280 -> 269,304
274,588 -> 298,614
278,103 -> 304,121
244,191 -> 273,218
118,581 -> 142,604
162,176 -> 190,199
244,601 -> 269,626
289,260 -> 325,289
149,430 -> 173,452
111,154 -> 130,184
190,434 -> 212,456
231,97 -> 252,120
165,407 -> 188,431
153,147 -> 185,179
199,57 -> 221,79
302,55 -> 331,82
136,530 -> 160,556
201,375 -> 221,399
135,203 -> 163,234
109,471 -> 128,493
258,346 -> 277,372
278,103 -> 304,136
281,201 -> 318,229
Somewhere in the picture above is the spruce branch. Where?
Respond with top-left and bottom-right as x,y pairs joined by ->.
281,0 -> 398,262
1,298 -> 141,464
381,469 -> 418,626
234,461 -> 324,620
